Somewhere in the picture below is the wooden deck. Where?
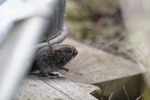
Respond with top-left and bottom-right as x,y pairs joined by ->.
15,75 -> 98,100
16,38 -> 146,100
61,38 -> 146,100
61,38 -> 146,83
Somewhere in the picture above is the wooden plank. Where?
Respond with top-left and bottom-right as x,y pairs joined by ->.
60,38 -> 146,100
61,38 -> 146,84
15,38 -> 146,100
76,82 -> 102,99
76,82 -> 101,95
15,75 -> 98,100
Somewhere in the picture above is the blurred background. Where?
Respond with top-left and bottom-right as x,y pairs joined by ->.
64,0 -> 150,100
65,0 -> 130,60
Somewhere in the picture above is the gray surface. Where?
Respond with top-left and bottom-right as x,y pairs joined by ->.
0,0 -> 6,5
61,38 -> 146,100
0,0 -> 63,100
44,0 -> 65,41
62,38 -> 146,84
15,75 -> 98,100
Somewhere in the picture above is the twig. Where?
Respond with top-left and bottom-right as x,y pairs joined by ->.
123,85 -> 130,100
108,92 -> 114,100
45,34 -> 51,46
136,93 -> 144,100
121,49 -> 137,63
122,49 -> 149,76
101,32 -> 126,50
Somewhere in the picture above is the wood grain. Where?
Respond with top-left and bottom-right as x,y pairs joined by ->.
15,75 -> 97,100
61,38 -> 146,84
60,38 -> 146,100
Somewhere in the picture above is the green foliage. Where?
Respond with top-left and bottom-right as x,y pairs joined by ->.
65,0 -> 89,21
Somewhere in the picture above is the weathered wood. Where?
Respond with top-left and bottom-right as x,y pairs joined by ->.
60,38 -> 146,100
76,82 -> 102,99
76,82 -> 101,94
61,38 -> 146,83
15,38 -> 146,100
15,75 -> 98,100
